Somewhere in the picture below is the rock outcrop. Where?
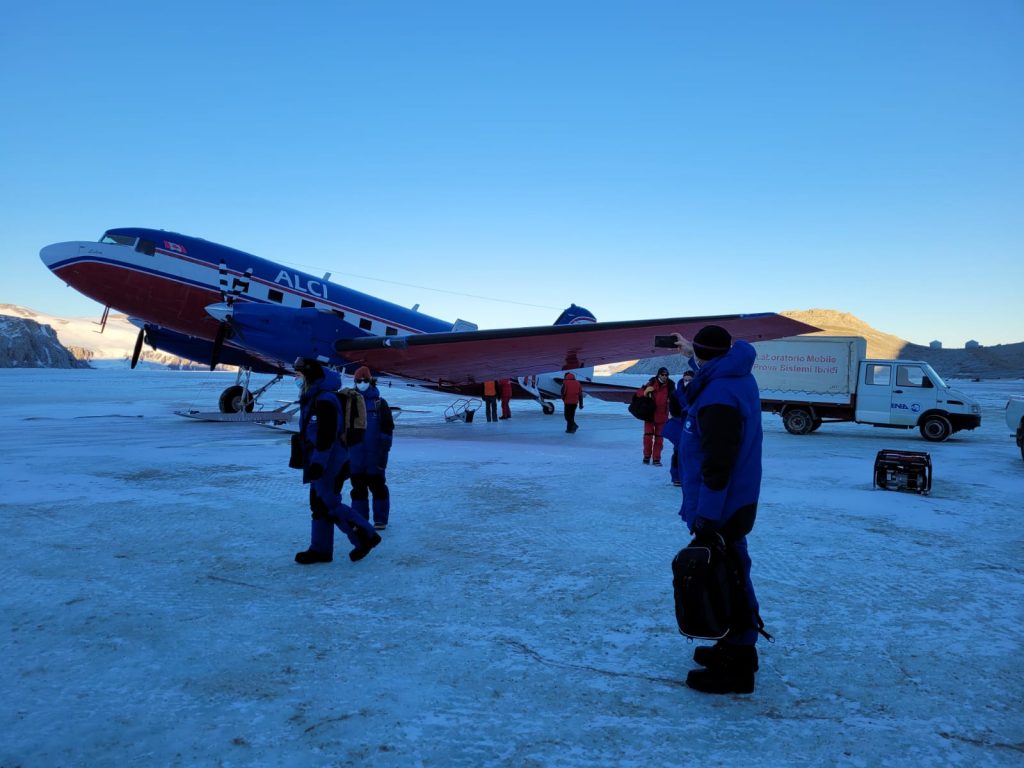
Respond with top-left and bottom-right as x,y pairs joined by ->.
0,315 -> 91,368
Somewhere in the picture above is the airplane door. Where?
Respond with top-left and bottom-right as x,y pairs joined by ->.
857,363 -> 893,424
890,364 -> 937,427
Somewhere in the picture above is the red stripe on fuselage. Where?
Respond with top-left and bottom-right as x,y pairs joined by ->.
53,261 -> 225,339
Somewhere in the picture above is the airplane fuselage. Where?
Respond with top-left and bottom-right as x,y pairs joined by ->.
40,227 -> 456,369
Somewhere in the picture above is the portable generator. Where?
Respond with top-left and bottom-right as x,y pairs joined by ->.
873,449 -> 932,495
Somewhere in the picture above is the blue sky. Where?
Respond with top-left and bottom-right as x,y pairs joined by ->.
2,1 -> 1021,345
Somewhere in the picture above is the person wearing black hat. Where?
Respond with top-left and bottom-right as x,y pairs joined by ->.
292,357 -> 381,564
635,366 -> 675,466
673,326 -> 767,694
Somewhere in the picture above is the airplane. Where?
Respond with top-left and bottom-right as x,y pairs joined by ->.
39,227 -> 819,417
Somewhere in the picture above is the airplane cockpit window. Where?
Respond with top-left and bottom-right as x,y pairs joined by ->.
135,239 -> 156,255
101,233 -> 137,247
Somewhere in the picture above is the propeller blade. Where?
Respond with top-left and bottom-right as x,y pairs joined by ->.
131,328 -> 145,369
210,322 -> 228,371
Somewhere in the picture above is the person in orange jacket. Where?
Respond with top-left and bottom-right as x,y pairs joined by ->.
498,378 -> 513,419
482,380 -> 499,422
637,366 -> 675,465
560,372 -> 584,433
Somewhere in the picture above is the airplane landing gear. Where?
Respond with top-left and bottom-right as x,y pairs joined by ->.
217,368 -> 285,413
219,385 -> 255,413
541,400 -> 556,415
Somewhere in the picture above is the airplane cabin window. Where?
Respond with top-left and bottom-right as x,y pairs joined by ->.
331,310 -> 345,319
359,318 -> 373,331
385,327 -> 398,336
268,289 -> 284,303
301,300 -> 315,309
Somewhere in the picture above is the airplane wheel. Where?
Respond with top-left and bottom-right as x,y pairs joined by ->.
919,414 -> 951,442
542,401 -> 556,415
219,385 -> 255,413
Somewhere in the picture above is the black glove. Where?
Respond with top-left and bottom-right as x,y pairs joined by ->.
307,463 -> 324,481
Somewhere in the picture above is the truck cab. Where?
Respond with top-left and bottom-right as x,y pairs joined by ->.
855,359 -> 981,441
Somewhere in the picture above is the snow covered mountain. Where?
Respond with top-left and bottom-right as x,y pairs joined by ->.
0,305 -> 208,369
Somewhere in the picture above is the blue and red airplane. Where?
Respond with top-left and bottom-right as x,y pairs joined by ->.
40,227 -> 817,415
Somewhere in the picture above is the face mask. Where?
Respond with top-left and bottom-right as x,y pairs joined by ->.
355,381 -> 369,392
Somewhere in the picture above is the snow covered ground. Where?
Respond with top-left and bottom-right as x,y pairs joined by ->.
2,368 -> 1022,767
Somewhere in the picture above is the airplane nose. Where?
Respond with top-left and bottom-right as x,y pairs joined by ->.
39,242 -> 79,268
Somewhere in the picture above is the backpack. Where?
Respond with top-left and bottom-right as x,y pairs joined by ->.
377,397 -> 395,435
628,393 -> 655,422
335,388 -> 367,447
671,532 -> 748,641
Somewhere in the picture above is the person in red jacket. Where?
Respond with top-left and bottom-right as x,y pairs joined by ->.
498,378 -> 513,419
560,372 -> 584,433
637,366 -> 675,465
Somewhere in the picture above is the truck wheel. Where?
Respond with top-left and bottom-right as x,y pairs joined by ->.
783,408 -> 814,435
219,385 -> 255,413
810,418 -> 823,433
919,414 -> 952,442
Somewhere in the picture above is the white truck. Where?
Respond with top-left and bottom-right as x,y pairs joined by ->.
1005,397 -> 1024,461
752,336 -> 981,442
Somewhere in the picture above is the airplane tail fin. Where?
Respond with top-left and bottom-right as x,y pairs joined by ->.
553,304 -> 596,326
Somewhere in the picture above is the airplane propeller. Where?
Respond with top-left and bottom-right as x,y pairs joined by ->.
208,263 -> 253,370
210,320 -> 229,371
130,326 -> 146,369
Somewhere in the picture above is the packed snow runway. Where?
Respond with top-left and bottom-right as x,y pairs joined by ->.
2,368 -> 1022,767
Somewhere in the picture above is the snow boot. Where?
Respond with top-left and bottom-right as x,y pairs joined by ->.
693,642 -> 759,671
294,549 -> 333,565
349,528 -> 382,562
686,644 -> 758,695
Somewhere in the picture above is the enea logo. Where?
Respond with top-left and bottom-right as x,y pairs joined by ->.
891,402 -> 923,413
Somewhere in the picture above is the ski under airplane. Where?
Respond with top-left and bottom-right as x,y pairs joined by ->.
39,227 -> 818,416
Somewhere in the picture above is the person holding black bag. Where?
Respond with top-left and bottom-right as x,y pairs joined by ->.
673,326 -> 765,694
636,367 -> 674,466
291,358 -> 381,565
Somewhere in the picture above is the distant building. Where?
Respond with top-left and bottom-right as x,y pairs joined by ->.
929,340 -> 942,349
965,340 -> 981,349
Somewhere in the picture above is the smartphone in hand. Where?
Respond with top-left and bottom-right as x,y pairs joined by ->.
654,335 -> 678,349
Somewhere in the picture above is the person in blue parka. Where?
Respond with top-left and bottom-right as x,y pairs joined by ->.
293,358 -> 381,564
348,366 -> 394,530
674,325 -> 766,695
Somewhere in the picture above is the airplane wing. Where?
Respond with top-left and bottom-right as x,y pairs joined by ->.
334,312 -> 819,384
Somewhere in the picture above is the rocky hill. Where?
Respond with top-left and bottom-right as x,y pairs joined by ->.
0,314 -> 91,368
622,309 -> 1024,379
0,305 -> 210,369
